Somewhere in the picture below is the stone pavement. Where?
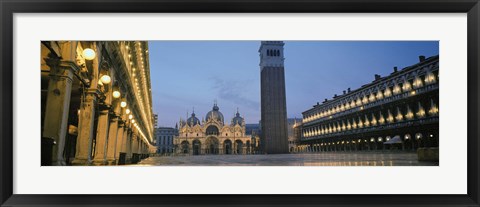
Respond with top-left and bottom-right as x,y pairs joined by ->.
136,152 -> 439,166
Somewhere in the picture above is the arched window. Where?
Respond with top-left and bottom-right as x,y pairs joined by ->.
267,50 -> 270,56
206,125 -> 219,135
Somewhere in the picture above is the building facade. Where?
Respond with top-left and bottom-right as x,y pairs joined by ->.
156,127 -> 176,154
259,41 -> 289,154
245,123 -> 261,153
174,103 -> 252,155
298,55 -> 439,152
287,118 -> 302,152
41,41 -> 155,165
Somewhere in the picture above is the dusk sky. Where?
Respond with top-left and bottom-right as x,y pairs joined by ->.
149,41 -> 439,127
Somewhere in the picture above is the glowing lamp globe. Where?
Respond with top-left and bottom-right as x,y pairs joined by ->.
100,75 -> 111,84
120,101 -> 127,108
126,109 -> 131,114
83,48 -> 96,60
128,114 -> 133,120
131,119 -> 135,124
112,91 -> 121,98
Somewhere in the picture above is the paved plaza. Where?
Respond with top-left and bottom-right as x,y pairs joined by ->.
136,152 -> 438,166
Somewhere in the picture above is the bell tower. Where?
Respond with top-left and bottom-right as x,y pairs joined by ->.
259,41 -> 289,154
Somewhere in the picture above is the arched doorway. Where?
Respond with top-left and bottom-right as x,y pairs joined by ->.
224,139 -> 232,154
192,139 -> 201,155
246,140 -> 251,154
235,140 -> 243,154
181,141 -> 189,154
205,136 -> 219,154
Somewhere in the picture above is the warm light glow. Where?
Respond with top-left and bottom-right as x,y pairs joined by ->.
371,114 -> 377,126
416,133 -> 422,139
387,110 -> 394,123
100,75 -> 111,84
413,76 -> 423,88
97,80 -> 103,86
369,93 -> 376,102
402,81 -> 412,91
120,101 -> 127,108
356,98 -> 362,106
126,108 -> 130,114
395,107 -> 403,121
131,119 -> 135,124
82,48 -> 96,60
112,91 -> 121,98
376,90 -> 383,100
129,114 -> 133,120
362,96 -> 369,104
384,87 -> 392,97
364,115 -> 370,127
425,72 -> 437,85
414,103 -> 424,118
393,84 -> 402,95
405,106 -> 414,120
429,99 -> 439,116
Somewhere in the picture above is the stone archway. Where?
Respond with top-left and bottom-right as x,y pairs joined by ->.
224,139 -> 232,155
235,140 -> 243,154
181,141 -> 189,154
192,139 -> 201,155
205,136 -> 219,154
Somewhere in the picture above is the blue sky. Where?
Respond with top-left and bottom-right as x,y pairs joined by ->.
149,41 -> 439,127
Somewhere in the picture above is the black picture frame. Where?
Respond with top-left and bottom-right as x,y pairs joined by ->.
1,0 -> 479,206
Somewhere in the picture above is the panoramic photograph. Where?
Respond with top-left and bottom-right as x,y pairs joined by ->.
41,41 -> 439,166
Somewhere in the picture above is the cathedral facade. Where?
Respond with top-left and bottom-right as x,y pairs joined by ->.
174,103 -> 252,155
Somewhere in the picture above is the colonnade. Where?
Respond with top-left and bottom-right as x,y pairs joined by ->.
41,41 -> 154,166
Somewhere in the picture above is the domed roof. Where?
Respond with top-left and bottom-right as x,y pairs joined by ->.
186,112 -> 200,127
206,103 -> 224,124
231,109 -> 244,126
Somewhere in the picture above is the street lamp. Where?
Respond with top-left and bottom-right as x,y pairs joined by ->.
112,90 -> 121,98
100,75 -> 111,84
126,108 -> 131,114
82,48 -> 96,60
120,101 -> 127,108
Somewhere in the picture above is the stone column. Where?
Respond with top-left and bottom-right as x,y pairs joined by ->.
121,124 -> 129,153
106,116 -> 119,165
92,109 -> 110,165
42,55 -> 77,166
72,90 -> 97,165
115,122 -> 125,160
188,142 -> 193,155
126,129 -> 133,162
